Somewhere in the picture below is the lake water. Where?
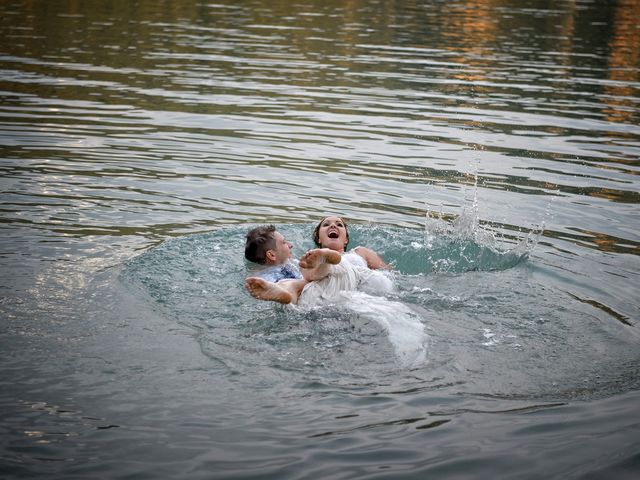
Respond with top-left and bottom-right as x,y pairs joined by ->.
1,0 -> 639,478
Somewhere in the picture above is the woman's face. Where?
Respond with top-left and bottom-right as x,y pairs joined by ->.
316,216 -> 348,252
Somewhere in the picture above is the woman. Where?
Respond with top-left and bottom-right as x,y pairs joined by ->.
296,216 -> 393,305
245,216 -> 392,305
311,215 -> 389,269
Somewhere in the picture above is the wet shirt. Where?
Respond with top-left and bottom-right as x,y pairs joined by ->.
257,262 -> 302,283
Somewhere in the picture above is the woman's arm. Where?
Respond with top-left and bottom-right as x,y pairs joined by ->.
353,246 -> 390,270
299,248 -> 342,280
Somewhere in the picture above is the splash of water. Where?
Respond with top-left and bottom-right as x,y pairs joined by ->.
419,172 -> 543,274
122,217 -> 543,369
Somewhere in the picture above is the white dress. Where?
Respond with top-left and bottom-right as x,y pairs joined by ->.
297,250 -> 393,306
296,251 -> 426,367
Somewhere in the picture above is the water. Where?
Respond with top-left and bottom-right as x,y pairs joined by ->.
1,0 -> 639,478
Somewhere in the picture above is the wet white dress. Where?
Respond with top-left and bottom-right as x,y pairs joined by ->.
296,251 -> 426,367
297,250 -> 393,306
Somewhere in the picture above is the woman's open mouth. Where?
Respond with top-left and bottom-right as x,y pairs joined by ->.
328,231 -> 339,239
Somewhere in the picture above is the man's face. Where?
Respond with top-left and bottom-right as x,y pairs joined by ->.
269,231 -> 293,265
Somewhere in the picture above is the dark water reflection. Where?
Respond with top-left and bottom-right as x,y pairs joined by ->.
1,0 -> 639,478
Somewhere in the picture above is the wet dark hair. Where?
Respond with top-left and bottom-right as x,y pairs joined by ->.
312,216 -> 349,249
245,225 -> 276,264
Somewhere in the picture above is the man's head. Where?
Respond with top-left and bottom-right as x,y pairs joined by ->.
245,225 -> 293,265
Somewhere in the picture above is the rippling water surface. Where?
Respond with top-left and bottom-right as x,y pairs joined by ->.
1,0 -> 639,478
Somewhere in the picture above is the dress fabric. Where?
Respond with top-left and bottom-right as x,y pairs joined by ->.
297,250 -> 392,306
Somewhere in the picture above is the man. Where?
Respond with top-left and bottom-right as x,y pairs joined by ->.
244,225 -> 341,304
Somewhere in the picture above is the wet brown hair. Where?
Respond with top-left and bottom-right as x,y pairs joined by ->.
312,216 -> 349,249
244,225 -> 276,264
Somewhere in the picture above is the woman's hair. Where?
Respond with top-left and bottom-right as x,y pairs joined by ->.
245,225 -> 276,264
312,216 -> 349,248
